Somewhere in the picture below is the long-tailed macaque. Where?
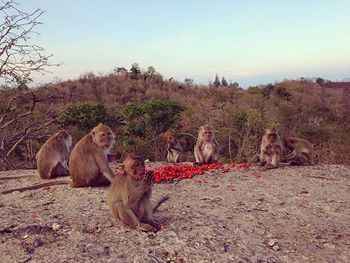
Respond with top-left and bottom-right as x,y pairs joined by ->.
107,154 -> 169,232
166,133 -> 183,163
36,130 -> 72,179
284,136 -> 314,165
69,123 -> 116,187
2,124 -> 117,194
259,127 -> 284,169
194,125 -> 220,164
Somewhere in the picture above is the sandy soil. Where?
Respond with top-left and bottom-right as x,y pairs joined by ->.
0,164 -> 349,263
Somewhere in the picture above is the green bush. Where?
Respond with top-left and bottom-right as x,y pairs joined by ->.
59,103 -> 114,130
123,98 -> 184,160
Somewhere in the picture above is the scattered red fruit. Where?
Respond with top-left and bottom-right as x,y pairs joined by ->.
300,188 -> 309,194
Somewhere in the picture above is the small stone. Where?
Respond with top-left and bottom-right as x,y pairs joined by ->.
103,246 -> 110,256
268,239 -> 278,247
52,223 -> 61,231
272,244 -> 280,251
22,234 -> 29,239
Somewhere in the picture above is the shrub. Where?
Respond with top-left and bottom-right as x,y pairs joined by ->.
59,103 -> 116,131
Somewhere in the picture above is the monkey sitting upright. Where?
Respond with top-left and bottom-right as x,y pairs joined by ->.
166,133 -> 183,163
36,130 -> 72,179
107,154 -> 169,232
283,136 -> 314,165
259,127 -> 284,169
69,123 -> 116,187
194,125 -> 220,164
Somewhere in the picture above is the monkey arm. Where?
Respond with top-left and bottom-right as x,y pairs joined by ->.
94,152 -> 115,182
194,143 -> 204,162
124,184 -> 150,208
114,201 -> 141,228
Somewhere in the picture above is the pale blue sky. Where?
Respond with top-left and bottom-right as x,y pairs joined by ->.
21,0 -> 350,87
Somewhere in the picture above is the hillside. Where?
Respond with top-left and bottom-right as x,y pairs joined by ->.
1,164 -> 349,262
1,70 -> 350,170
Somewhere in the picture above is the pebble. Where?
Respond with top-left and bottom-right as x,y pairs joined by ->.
272,244 -> 280,251
52,223 -> 61,231
268,239 -> 278,247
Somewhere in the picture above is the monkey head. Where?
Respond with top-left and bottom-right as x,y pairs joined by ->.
199,125 -> 215,142
166,136 -> 176,149
266,127 -> 278,145
123,154 -> 146,181
57,130 -> 72,151
91,123 -> 115,150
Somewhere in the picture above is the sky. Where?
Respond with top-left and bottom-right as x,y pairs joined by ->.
19,0 -> 350,87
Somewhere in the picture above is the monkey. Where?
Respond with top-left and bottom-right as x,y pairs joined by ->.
259,127 -> 284,169
36,130 -> 72,179
2,123 -> 116,194
69,123 -> 116,187
107,154 -> 169,232
194,125 -> 220,164
165,132 -> 183,163
283,136 -> 314,165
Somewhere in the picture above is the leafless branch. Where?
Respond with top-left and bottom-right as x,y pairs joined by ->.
0,0 -> 58,85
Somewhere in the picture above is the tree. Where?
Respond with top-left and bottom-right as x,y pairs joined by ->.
59,103 -> 114,131
129,63 -> 141,79
0,1 -> 56,85
123,99 -> 184,160
0,90 -> 64,170
184,78 -> 193,86
315,77 -> 325,85
221,77 -> 228,87
213,74 -> 221,87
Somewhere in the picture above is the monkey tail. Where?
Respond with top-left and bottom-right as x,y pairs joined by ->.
1,179 -> 71,194
153,195 -> 170,213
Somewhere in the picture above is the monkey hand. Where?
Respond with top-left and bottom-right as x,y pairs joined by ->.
145,171 -> 154,185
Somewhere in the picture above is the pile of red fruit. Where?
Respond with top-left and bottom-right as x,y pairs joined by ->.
150,162 -> 249,183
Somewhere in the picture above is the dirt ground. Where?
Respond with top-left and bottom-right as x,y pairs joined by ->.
0,164 -> 349,263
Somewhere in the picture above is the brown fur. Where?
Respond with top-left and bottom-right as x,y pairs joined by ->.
69,123 -> 116,188
259,127 -> 284,169
166,133 -> 183,163
36,130 -> 72,179
284,136 -> 314,165
107,154 -> 168,232
194,125 -> 220,163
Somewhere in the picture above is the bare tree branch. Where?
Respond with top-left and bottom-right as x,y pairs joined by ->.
0,0 -> 58,85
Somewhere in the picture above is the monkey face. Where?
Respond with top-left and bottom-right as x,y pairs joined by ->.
267,133 -> 277,143
167,138 -> 176,148
201,130 -> 214,142
92,127 -> 115,149
130,160 -> 146,181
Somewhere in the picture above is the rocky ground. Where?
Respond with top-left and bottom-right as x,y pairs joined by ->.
0,164 -> 349,263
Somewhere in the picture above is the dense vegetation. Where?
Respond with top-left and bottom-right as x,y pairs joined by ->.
1,65 -> 349,169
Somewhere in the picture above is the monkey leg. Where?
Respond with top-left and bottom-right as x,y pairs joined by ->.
284,150 -> 296,161
117,203 -> 157,232
194,147 -> 204,163
144,200 -> 160,229
91,174 -> 111,186
271,153 -> 281,167
50,161 -> 68,178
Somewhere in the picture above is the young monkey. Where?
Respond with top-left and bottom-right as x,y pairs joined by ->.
259,127 -> 284,169
107,154 -> 169,232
